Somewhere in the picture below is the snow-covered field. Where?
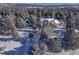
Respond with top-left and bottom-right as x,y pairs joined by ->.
0,29 -> 39,55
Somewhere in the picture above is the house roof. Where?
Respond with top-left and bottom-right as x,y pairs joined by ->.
40,18 -> 60,24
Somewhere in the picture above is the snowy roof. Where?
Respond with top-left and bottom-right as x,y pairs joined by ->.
40,18 -> 60,24
40,18 -> 54,22
54,20 -> 60,24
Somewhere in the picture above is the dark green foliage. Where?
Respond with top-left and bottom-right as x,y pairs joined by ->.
39,28 -> 48,41
46,37 -> 61,53
28,43 -> 48,55
64,11 -> 79,50
0,6 -> 79,52
28,32 -> 34,40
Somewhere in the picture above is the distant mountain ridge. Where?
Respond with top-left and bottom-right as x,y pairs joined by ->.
0,3 -> 79,8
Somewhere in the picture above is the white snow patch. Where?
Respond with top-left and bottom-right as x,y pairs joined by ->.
17,27 -> 33,32
18,31 -> 26,38
0,40 -> 22,53
45,49 -> 79,55
54,28 -> 65,31
18,31 -> 29,38
40,18 -> 54,22
0,35 -> 12,38
75,29 -> 79,33
54,20 -> 60,24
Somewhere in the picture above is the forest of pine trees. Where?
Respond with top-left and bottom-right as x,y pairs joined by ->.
0,7 -> 79,54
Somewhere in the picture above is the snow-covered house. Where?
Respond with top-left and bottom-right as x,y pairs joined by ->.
40,18 -> 60,27
40,18 -> 60,24
39,18 -> 66,40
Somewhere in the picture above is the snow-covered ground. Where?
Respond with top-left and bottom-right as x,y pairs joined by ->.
0,35 -> 12,38
0,31 -> 29,39
0,40 -> 22,53
0,30 -> 27,54
0,26 -> 79,55
0,28 -> 37,55
17,27 -> 33,32
18,31 -> 29,38
45,49 -> 79,55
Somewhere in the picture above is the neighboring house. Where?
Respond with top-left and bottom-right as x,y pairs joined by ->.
39,18 -> 66,40
40,18 -> 60,24
40,18 -> 60,27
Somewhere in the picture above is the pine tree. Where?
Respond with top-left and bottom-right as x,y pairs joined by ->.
0,18 -> 6,35
46,36 -> 61,53
28,43 -> 48,55
15,16 -> 25,29
64,11 -> 79,50
6,15 -> 19,38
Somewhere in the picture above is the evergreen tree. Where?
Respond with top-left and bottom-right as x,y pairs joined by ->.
64,11 -> 79,50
